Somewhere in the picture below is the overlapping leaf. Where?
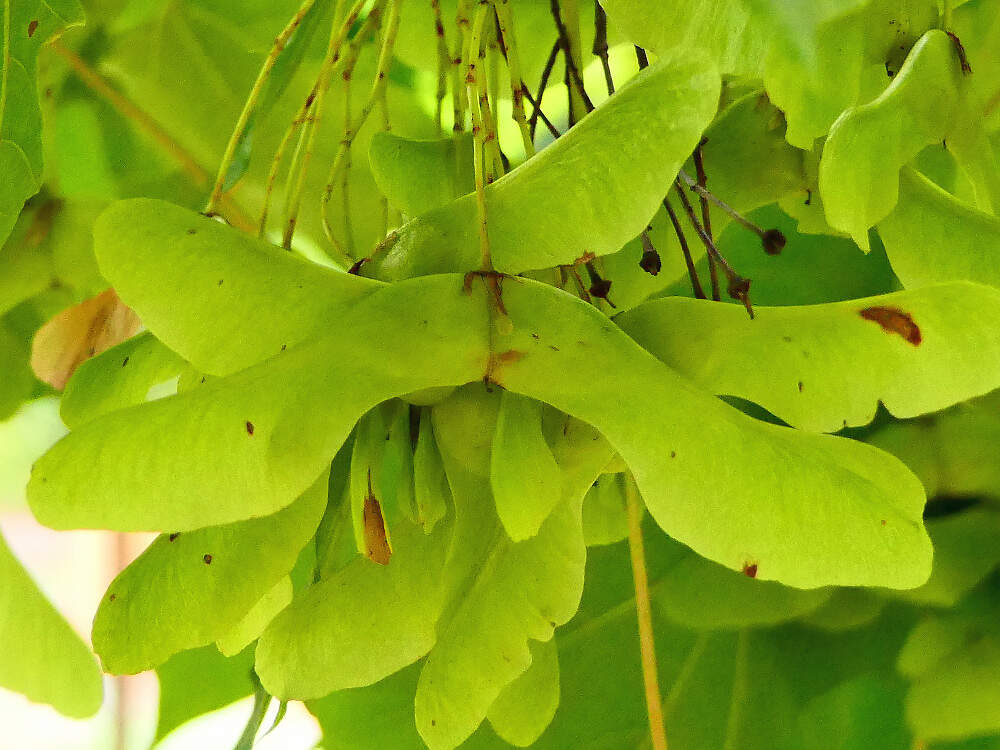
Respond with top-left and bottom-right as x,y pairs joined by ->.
493,277 -> 932,589
91,470 -> 327,674
368,55 -> 720,279
618,283 -> 1000,432
0,0 -> 85,242
878,168 -> 1000,290
819,30 -> 965,249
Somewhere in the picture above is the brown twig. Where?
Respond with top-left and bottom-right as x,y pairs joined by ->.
662,196 -> 705,299
673,180 -> 754,318
549,0 -> 595,114
528,38 -> 561,140
692,142 -> 720,301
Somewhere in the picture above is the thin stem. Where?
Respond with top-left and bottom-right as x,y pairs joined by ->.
662,196 -> 705,299
376,20 -> 393,236
205,0 -> 318,215
549,0 -> 595,114
625,477 -> 669,750
491,0 -> 535,157
259,83 -> 318,238
677,169 -> 785,255
451,0 -> 473,132
341,73 -> 355,256
942,0 -> 953,29
281,0 -> 370,250
49,41 -> 255,232
522,86 -> 561,140
320,0 -> 401,255
528,38 -> 560,140
593,2 -> 615,96
466,3 -> 493,270
553,0 -> 591,119
673,180 -> 754,318
692,144 -> 720,301
479,31 -> 505,180
430,0 -> 451,133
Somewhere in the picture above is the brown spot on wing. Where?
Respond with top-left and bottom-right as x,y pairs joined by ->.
859,306 -> 922,345
28,20 -> 39,37
363,469 -> 392,565
203,554 -> 213,564
743,562 -> 758,578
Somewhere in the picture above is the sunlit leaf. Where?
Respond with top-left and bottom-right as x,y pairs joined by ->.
369,55 -> 721,278
0,531 -> 102,717
493,277 -> 932,589
619,283 -> 1000,433
819,30 -> 965,250
92,469 -> 327,674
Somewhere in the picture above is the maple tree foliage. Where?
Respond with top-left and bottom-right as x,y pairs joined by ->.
2,0 -> 1000,748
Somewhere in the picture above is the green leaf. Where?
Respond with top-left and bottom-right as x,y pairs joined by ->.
618,282 -> 1000,433
486,639 -> 560,748
369,55 -> 721,278
0,317 -> 34,419
491,390 -> 562,542
0,531 -> 102,717
878,167 -> 1000,290
651,536 -> 832,630
890,508 -> 1000,608
599,0 -> 765,77
413,387 -> 612,750
492,277 -> 932,589
867,392 -> 1000,502
664,203 -> 899,307
216,576 -> 292,657
0,197 -> 58,318
0,0 -> 85,242
91,469 -> 327,674
581,472 -> 628,546
255,516 -> 450,700
792,674 -> 910,750
60,331 -> 185,428
307,663 -> 426,750
368,132 -> 475,217
155,644 -> 255,742
797,588 -> 886,632
413,405 -> 450,534
93,199 -> 381,376
28,274 -> 488,531
758,0 -> 937,150
819,30 -> 965,249
906,633 -> 1000,741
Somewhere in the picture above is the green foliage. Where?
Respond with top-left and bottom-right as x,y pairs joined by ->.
0,531 -> 102,717
3,0 -> 1000,746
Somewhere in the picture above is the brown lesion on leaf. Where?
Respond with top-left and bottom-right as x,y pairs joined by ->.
203,554 -> 213,564
28,19 -> 39,37
245,421 -> 255,436
108,593 -> 116,602
363,468 -> 392,565
743,561 -> 758,578
859,306 -> 922,346
168,533 -> 180,542
946,31 -> 973,75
